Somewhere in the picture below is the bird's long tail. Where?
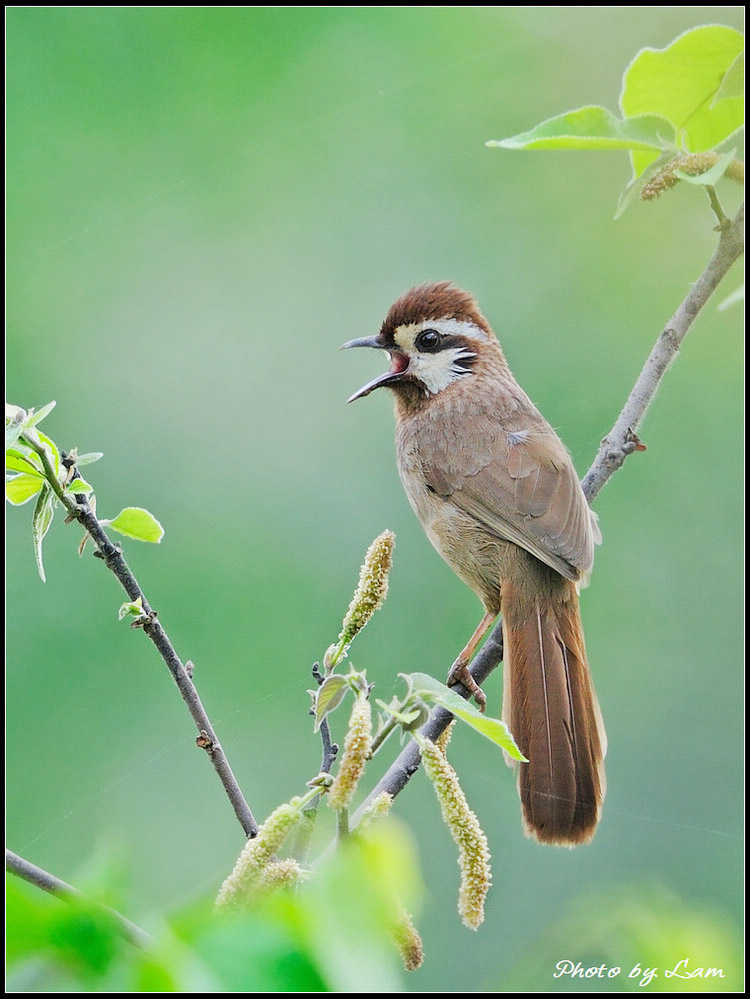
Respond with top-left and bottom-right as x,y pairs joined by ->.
501,576 -> 606,846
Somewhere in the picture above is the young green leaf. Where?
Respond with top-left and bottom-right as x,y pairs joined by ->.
5,449 -> 43,476
673,148 -> 737,186
32,484 -> 55,582
104,507 -> 164,543
406,673 -> 526,761
74,451 -> 104,466
66,477 -> 94,494
487,106 -> 675,152
5,405 -> 26,450
118,597 -> 144,621
22,400 -> 57,430
621,25 -> 745,177
34,430 -> 60,477
314,673 -> 350,731
6,474 -> 45,506
375,698 -> 426,729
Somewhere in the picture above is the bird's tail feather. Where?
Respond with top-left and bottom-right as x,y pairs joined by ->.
501,577 -> 606,846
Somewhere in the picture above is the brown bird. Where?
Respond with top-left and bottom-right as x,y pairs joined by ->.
342,282 -> 606,846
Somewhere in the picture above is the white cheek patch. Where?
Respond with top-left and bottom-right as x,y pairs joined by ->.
392,318 -> 483,395
411,347 -> 476,394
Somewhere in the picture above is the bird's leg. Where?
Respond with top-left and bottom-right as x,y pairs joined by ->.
446,611 -> 496,712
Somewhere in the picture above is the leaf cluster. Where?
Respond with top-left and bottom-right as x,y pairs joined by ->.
488,25 -> 744,215
6,402 -> 163,581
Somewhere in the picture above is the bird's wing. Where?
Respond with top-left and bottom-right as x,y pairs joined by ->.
419,410 -> 598,581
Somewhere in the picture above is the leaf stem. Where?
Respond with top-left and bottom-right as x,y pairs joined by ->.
369,712 -> 401,756
705,184 -> 730,230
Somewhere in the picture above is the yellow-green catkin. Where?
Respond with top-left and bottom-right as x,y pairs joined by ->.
357,791 -> 394,832
260,858 -> 306,890
435,720 -> 455,756
328,691 -> 373,812
392,905 -> 424,971
419,737 -> 492,931
640,152 -> 740,201
338,530 -> 395,647
215,801 -> 302,912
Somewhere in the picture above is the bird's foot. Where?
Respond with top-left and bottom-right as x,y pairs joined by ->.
446,660 -> 487,713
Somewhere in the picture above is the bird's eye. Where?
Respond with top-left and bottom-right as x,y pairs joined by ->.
416,328 -> 441,352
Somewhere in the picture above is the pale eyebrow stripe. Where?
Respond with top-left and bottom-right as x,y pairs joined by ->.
428,318 -> 488,341
394,318 -> 488,350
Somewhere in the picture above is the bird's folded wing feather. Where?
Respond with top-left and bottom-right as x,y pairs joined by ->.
418,410 -> 598,580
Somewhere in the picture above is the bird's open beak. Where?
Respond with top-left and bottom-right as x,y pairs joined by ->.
340,336 -> 382,351
340,336 -> 409,402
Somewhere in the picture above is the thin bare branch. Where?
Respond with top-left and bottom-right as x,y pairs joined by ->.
77,495 -> 260,839
6,849 -> 153,950
24,438 -> 259,839
582,201 -> 743,503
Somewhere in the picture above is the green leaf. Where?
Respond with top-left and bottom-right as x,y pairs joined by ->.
375,698 -> 426,729
406,672 -> 526,761
118,597 -> 144,621
621,25 -> 745,177
673,147 -> 737,185
314,674 -> 350,731
74,451 -> 104,466
134,955 -> 183,993
5,448 -> 43,476
32,484 -> 55,581
6,473 -> 45,505
47,906 -> 121,976
22,400 -> 56,429
5,405 -> 26,450
66,477 -> 94,494
300,823 -> 419,991
487,106 -> 675,152
7,875 -> 138,990
105,507 -> 164,543
184,913 -> 327,993
35,430 -> 60,477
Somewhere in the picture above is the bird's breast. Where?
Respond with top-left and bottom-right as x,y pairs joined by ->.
395,416 -> 509,614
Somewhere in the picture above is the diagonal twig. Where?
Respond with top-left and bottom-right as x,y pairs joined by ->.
76,495 -> 260,839
582,201 -> 744,503
6,848 -> 153,950
23,438 -> 259,839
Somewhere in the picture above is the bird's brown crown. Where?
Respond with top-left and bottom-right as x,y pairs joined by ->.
380,282 -> 493,340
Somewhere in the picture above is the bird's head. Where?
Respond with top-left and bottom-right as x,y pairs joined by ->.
342,282 -> 499,406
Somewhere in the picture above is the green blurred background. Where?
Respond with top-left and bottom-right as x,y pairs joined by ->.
7,7 -> 743,991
